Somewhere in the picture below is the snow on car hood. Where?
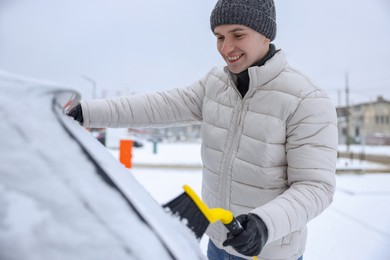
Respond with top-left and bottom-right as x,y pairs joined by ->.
0,70 -> 204,260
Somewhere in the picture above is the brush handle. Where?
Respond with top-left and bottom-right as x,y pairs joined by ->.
224,216 -> 244,236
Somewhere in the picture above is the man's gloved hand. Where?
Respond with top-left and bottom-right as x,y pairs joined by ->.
67,103 -> 84,124
223,214 -> 268,257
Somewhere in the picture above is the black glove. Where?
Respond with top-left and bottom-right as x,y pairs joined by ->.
222,214 -> 268,257
67,104 -> 84,124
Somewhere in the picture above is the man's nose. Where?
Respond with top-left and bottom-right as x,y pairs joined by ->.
220,39 -> 234,54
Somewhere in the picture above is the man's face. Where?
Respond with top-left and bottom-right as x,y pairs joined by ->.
214,24 -> 270,74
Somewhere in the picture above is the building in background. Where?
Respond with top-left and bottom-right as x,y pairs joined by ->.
337,96 -> 390,145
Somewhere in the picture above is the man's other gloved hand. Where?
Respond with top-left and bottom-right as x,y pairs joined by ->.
223,214 -> 268,257
67,103 -> 84,124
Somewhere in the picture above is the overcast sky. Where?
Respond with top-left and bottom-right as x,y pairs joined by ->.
1,0 -> 389,106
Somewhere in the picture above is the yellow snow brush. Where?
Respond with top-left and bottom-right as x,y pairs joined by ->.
163,185 -> 258,260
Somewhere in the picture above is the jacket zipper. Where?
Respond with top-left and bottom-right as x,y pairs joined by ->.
219,95 -> 247,212
217,78 -> 250,241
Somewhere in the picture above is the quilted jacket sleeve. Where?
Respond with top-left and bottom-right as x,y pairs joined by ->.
80,78 -> 207,129
251,89 -> 338,244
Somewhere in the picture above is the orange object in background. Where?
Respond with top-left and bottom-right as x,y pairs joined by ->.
119,139 -> 133,168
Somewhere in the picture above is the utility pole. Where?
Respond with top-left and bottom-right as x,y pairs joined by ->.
337,89 -> 342,107
345,72 -> 350,153
81,74 -> 97,99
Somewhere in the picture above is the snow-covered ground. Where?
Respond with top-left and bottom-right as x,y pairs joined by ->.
109,141 -> 390,260
110,141 -> 390,171
338,144 -> 390,156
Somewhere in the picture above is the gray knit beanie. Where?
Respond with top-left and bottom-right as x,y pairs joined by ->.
210,0 -> 277,41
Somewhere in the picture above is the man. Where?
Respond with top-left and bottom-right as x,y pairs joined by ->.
68,0 -> 338,259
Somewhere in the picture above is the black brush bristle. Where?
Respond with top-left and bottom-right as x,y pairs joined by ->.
163,192 -> 210,239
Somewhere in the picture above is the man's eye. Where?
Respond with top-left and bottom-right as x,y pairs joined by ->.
217,36 -> 224,41
234,34 -> 244,39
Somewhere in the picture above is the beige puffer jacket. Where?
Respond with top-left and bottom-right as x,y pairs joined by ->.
81,51 -> 338,260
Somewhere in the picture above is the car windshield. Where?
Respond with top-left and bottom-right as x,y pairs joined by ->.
0,70 -> 204,260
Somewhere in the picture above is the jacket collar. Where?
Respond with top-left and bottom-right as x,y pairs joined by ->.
249,50 -> 287,88
224,50 -> 287,91
236,44 -> 277,97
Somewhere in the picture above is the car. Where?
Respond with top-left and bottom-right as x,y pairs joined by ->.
89,128 -> 106,145
0,70 -> 205,260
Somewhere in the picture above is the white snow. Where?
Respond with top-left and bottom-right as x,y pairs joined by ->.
0,71 -> 205,260
338,144 -> 390,155
108,141 -> 390,260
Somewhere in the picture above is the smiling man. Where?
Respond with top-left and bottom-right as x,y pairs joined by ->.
68,0 -> 338,259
